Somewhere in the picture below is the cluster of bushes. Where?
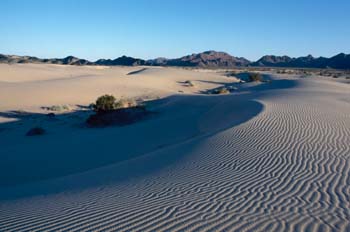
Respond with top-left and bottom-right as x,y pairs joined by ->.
87,94 -> 150,127
319,71 -> 336,77
319,70 -> 349,79
277,69 -> 299,75
42,105 -> 70,112
90,95 -> 137,113
25,95 -> 149,135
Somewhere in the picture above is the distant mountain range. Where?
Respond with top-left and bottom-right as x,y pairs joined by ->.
1,51 -> 349,69
252,53 -> 350,69
0,54 -> 93,66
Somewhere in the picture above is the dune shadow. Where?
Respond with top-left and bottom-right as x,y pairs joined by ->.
0,105 -> 161,189
0,79 -> 298,200
196,80 -> 229,85
0,110 -> 43,120
127,68 -> 148,75
197,78 -> 298,95
246,79 -> 298,92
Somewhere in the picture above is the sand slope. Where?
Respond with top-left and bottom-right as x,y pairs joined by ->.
0,65 -> 350,232
0,64 -> 235,113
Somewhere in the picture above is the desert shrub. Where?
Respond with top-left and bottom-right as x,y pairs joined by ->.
302,71 -> 311,76
44,105 -> 70,112
94,94 -> 117,113
26,127 -> 45,136
247,73 -> 263,82
115,98 -> 137,109
277,69 -> 288,74
184,80 -> 194,87
213,87 -> 230,94
93,95 -> 139,113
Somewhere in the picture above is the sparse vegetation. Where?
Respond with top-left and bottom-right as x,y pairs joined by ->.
213,87 -> 230,94
26,127 -> 45,136
92,94 -> 137,113
184,80 -> 195,87
43,105 -> 70,112
115,98 -> 137,109
86,94 -> 151,127
93,94 -> 117,113
247,73 -> 263,82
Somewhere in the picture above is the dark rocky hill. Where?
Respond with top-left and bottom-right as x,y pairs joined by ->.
252,53 -> 350,69
95,56 -> 145,66
155,51 -> 250,67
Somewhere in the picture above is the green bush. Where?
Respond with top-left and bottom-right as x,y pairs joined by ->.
94,94 -> 117,113
93,95 -> 138,113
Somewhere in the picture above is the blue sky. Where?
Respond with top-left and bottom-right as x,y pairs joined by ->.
1,0 -> 349,61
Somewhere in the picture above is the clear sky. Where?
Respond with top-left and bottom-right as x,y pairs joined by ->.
1,0 -> 349,61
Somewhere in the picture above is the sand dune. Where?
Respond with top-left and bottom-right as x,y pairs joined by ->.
0,64 -> 350,231
0,64 -> 236,113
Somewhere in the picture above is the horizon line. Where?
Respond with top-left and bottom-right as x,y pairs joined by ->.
1,50 -> 348,63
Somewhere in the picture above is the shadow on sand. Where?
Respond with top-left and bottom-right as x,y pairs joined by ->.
0,79 -> 298,200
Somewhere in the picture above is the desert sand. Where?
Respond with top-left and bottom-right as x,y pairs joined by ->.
0,64 -> 349,232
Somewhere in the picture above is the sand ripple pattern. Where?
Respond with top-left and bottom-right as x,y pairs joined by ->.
1,81 -> 350,232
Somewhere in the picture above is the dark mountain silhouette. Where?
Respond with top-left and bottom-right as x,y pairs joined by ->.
43,56 -> 93,65
253,55 -> 293,67
1,51 -> 350,69
95,56 -> 145,66
252,54 -> 320,67
326,53 -> 350,69
252,53 -> 350,69
150,51 -> 250,67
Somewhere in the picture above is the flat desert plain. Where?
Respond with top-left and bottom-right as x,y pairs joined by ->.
0,64 -> 350,232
